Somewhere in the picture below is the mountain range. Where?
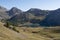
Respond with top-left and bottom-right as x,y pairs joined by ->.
0,6 -> 60,26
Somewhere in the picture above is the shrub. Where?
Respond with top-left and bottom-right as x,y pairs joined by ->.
12,27 -> 19,33
4,21 -> 10,28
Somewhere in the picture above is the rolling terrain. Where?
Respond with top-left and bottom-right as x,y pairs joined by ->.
0,22 -> 60,40
0,6 -> 60,40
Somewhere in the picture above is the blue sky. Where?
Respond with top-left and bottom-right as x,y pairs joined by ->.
0,0 -> 60,11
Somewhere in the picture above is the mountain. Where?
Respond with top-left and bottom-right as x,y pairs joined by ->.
8,8 -> 60,26
27,8 -> 48,16
8,7 -> 22,16
40,8 -> 60,26
0,6 -> 60,26
0,6 -> 23,22
0,6 -> 9,20
8,8 -> 48,26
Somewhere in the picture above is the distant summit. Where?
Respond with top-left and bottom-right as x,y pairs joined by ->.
8,7 -> 22,16
0,6 -> 9,20
27,8 -> 48,16
0,6 -> 60,26
0,6 -> 7,11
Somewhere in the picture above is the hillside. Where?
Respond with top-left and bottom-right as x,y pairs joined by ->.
40,8 -> 60,26
0,22 -> 49,40
0,22 -> 22,40
0,22 -> 60,40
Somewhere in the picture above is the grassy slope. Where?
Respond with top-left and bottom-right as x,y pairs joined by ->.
0,22 -> 22,40
0,22 -> 53,40
15,27 -> 53,40
0,22 -> 60,40
15,27 -> 60,40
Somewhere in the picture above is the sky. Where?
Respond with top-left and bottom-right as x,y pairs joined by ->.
0,0 -> 60,11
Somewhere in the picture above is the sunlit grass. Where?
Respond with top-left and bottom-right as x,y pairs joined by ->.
0,22 -> 60,40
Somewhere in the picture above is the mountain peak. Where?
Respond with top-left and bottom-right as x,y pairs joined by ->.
11,7 -> 19,10
10,7 -> 21,11
0,6 -> 7,11
8,7 -> 23,16
56,8 -> 60,11
28,8 -> 41,11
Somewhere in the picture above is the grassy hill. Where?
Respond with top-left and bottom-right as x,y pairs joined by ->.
0,22 -> 60,40
15,27 -> 60,40
0,22 -> 22,40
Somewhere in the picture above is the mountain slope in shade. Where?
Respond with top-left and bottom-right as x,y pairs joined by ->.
9,8 -> 60,26
8,8 -> 48,26
27,8 -> 48,16
40,8 -> 60,26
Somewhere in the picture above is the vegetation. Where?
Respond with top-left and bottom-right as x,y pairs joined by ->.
0,22 -> 60,40
15,27 -> 60,40
4,21 -> 19,33
4,21 -> 10,28
12,26 -> 19,33
0,4 -> 60,40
